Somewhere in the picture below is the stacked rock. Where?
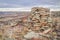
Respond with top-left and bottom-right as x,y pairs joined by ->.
28,7 -> 54,40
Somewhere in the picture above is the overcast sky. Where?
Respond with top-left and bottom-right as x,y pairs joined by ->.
0,0 -> 60,9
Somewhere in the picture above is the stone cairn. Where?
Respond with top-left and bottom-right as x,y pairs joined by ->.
27,7 -> 57,40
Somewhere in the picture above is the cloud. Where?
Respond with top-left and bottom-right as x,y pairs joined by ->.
0,1 -> 60,11
0,0 -> 60,8
0,5 -> 60,11
0,0 -> 60,7
0,8 -> 31,11
0,3 -> 21,8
